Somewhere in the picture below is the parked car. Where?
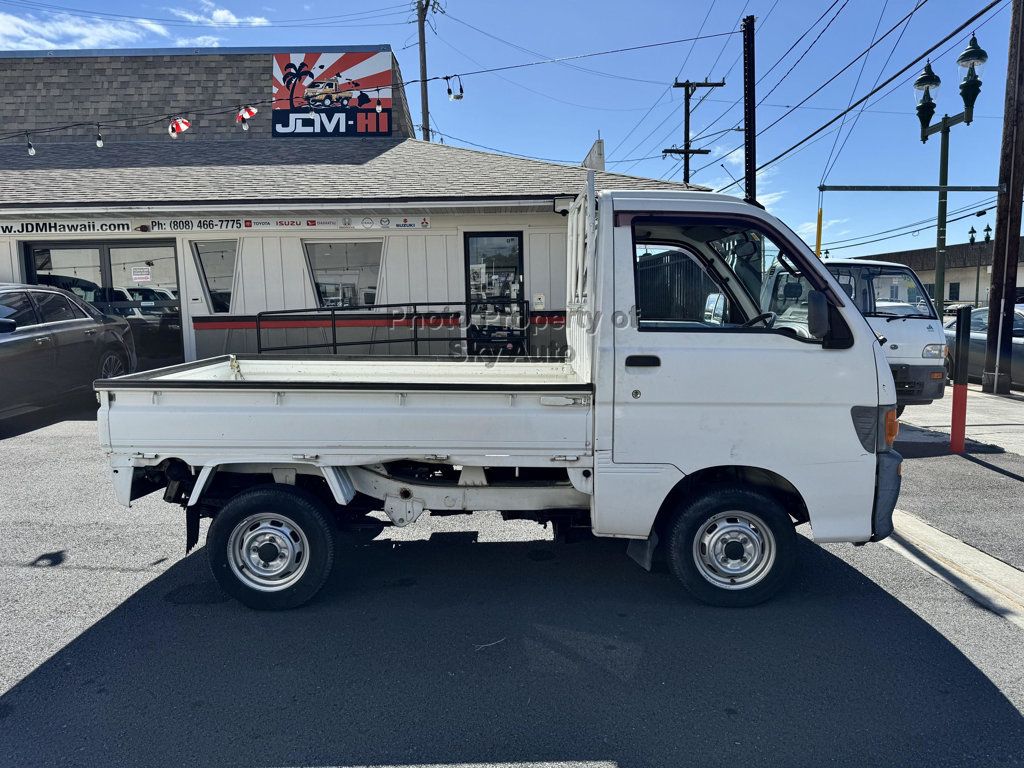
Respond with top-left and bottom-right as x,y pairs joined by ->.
944,304 -> 1024,387
0,284 -> 137,419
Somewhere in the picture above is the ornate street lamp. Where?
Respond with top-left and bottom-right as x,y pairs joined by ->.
969,226 -> 977,244
914,61 -> 941,143
957,34 -> 988,124
912,36 -> 986,313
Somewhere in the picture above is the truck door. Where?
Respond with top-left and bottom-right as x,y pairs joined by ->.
605,210 -> 882,543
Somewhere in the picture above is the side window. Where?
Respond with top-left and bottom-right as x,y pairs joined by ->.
1015,313 -> 1024,333
634,244 -> 730,327
970,310 -> 988,331
0,292 -> 39,327
33,292 -> 83,323
193,241 -> 238,313
305,241 -> 383,308
632,218 -> 824,339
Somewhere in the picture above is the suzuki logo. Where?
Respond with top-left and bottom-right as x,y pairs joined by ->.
890,344 -> 899,350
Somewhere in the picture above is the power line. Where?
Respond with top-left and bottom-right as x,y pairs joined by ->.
822,197 -> 997,246
713,0 -> 1002,190
756,0 -> 850,106
438,10 -> 665,86
821,0 -> 925,184
606,0 -> 718,158
825,206 -> 995,251
688,0 -> 842,146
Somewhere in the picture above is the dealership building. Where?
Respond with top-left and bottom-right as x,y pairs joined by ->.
0,45 -> 692,368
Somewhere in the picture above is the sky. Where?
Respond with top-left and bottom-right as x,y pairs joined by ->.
0,0 -> 1013,258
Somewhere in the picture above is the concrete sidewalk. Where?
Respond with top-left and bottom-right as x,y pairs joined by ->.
900,384 -> 1024,456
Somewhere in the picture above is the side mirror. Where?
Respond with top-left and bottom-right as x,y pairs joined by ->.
0,318 -> 16,334
807,290 -> 831,339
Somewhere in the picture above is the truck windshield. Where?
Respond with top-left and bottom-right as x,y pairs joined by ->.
825,263 -> 937,319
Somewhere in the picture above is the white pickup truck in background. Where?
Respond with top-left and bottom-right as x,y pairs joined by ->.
96,184 -> 902,610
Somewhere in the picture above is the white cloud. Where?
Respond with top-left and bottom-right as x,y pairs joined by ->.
758,190 -> 786,211
794,217 -> 849,241
0,11 -> 169,50
175,35 -> 221,47
169,2 -> 269,26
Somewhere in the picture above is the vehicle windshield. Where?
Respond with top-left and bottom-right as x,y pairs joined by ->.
826,263 -> 937,319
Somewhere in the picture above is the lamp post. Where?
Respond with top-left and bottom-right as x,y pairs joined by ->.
976,223 -> 993,306
914,34 -> 989,313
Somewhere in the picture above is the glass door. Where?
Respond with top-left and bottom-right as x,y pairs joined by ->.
464,232 -> 526,355
25,241 -> 183,370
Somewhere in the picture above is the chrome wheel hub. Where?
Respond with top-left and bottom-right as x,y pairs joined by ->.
227,513 -> 309,592
692,510 -> 776,590
100,354 -> 125,378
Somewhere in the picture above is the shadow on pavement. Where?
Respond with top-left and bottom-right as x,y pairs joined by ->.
896,425 -> 1004,460
1,537 -> 1022,768
0,396 -> 97,439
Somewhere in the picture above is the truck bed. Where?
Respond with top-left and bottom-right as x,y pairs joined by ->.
99,354 -> 586,389
95,355 -> 593,471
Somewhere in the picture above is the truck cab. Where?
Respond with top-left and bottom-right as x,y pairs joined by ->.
824,259 -> 947,414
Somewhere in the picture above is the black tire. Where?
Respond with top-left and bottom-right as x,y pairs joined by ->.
896,404 -> 906,419
97,348 -> 127,380
665,486 -> 797,607
207,484 -> 335,610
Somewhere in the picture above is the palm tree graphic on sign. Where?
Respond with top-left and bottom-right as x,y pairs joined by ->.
282,61 -> 315,108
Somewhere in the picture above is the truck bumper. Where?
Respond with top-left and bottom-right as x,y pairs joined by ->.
870,449 -> 902,541
891,364 -> 946,405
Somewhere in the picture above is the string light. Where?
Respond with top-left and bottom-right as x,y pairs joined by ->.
95,124 -> 104,148
167,116 -> 191,138
445,75 -> 464,101
235,105 -> 258,131
25,133 -> 35,156
375,98 -> 382,114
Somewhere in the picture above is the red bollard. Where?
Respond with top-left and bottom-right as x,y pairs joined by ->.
950,305 -> 972,453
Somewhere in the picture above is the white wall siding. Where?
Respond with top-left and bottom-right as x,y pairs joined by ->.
0,239 -> 17,283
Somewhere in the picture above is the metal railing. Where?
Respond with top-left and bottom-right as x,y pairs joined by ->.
255,299 -> 531,356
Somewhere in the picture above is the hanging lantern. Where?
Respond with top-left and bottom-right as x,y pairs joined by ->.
375,98 -> 382,114
235,105 -> 258,131
167,117 -> 191,138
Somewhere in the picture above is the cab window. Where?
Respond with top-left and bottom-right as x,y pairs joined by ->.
632,218 -> 822,340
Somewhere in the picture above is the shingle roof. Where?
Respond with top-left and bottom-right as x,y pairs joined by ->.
0,137 -> 701,210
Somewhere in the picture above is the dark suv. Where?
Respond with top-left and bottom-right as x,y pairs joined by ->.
0,284 -> 137,419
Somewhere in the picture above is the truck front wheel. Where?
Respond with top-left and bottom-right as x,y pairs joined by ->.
665,487 -> 797,607
207,485 -> 335,610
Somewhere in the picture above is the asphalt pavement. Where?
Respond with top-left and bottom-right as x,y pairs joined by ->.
1,405 -> 1024,768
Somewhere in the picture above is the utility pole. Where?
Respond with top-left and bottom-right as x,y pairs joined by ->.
984,0 -> 1024,393
417,0 -> 431,142
662,80 -> 724,184
741,15 -> 757,205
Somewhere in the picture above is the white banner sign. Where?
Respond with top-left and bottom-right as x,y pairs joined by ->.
130,266 -> 152,283
143,216 -> 430,233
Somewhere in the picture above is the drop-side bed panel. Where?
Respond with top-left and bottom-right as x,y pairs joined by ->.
96,355 -> 593,468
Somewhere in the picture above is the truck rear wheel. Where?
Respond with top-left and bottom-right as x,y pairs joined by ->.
207,485 -> 335,610
665,487 -> 796,607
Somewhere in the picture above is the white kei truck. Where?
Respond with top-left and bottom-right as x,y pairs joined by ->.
824,258 -> 948,417
95,183 -> 903,610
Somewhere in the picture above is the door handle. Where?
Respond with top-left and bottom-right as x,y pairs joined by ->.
84,329 -> 97,336
34,336 -> 51,346
625,355 -> 660,367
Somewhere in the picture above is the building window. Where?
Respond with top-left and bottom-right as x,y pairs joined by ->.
948,282 -> 960,301
193,241 -> 238,314
304,241 -> 383,308
923,283 -> 935,298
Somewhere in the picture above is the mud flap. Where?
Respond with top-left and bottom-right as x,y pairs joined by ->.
185,505 -> 200,554
626,530 -> 659,572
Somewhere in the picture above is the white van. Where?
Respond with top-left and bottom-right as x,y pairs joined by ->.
824,259 -> 947,415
